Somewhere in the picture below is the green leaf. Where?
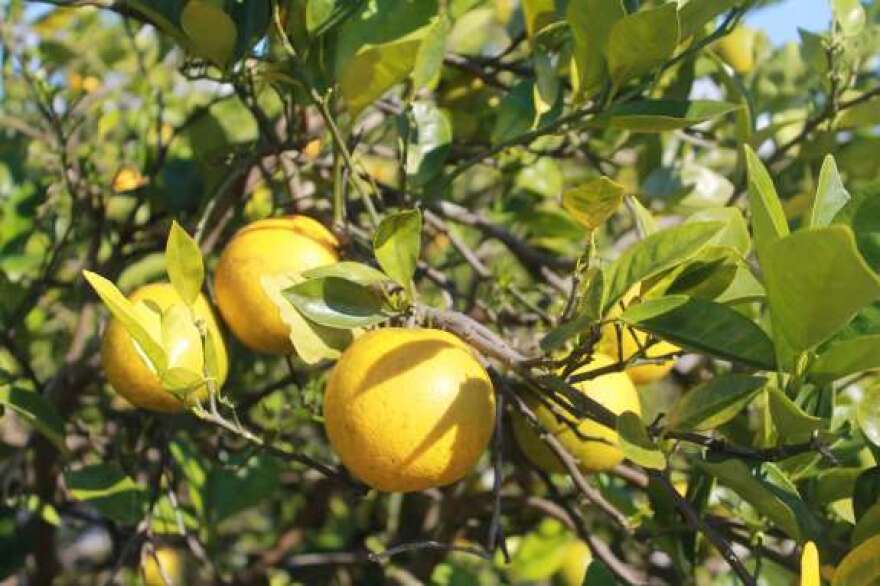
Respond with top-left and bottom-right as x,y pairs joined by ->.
695,458 -> 802,540
617,411 -> 666,470
666,374 -> 765,432
403,102 -> 452,187
567,0 -> 624,98
763,226 -> 880,353
744,145 -> 789,266
810,335 -> 880,382
65,464 -> 147,525
533,45 -> 560,116
491,81 -> 561,145
602,221 -> 723,314
412,16 -> 449,90
589,100 -> 740,133
283,277 -> 391,329
169,439 -> 207,518
852,501 -> 880,547
627,196 -> 658,236
854,467 -> 880,520
82,270 -> 167,373
858,385 -> 880,447
606,3 -> 680,89
374,209 -> 422,295
688,207 -> 751,256
506,518 -> 572,582
262,274 -> 353,364
180,0 -> 237,69
160,303 -> 203,372
766,386 -> 825,443
306,0 -> 336,33
522,0 -> 557,38
561,176 -> 625,231
678,0 -> 742,40
302,262 -> 392,286
833,0 -> 866,36
335,0 -> 438,116
160,367 -> 203,394
809,155 -> 850,228
205,454 -> 280,524
165,221 -> 204,306
0,386 -> 67,453
834,184 -> 880,271
620,296 -> 776,369
583,560 -> 618,585
832,534 -> 880,586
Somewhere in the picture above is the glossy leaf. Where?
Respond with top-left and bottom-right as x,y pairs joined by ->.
65,464 -> 147,525
832,534 -> 880,586
810,155 -> 850,228
620,295 -> 776,369
688,207 -> 751,256
205,454 -> 280,524
602,221 -> 723,314
301,262 -> 392,287
833,0 -> 866,36
810,334 -> 880,382
82,271 -> 167,373
589,100 -> 740,132
696,458 -> 802,540
262,274 -> 353,364
412,16 -> 449,90
606,3 -> 679,88
522,0 -> 556,38
567,0 -> 624,98
617,411 -> 666,470
0,386 -> 67,453
306,0 -> 335,33
628,196 -> 658,236
763,226 -> 880,352
284,277 -> 391,329
165,221 -> 204,306
834,184 -> 880,271
374,209 -> 422,295
666,374 -> 765,432
852,501 -> 880,546
562,176 -> 625,231
678,0 -> 741,40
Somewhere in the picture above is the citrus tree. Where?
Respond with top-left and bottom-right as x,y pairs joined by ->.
3,0 -> 880,584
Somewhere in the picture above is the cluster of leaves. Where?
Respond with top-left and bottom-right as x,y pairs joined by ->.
4,0 -> 880,585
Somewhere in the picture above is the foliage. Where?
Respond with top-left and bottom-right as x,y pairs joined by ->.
3,0 -> 880,584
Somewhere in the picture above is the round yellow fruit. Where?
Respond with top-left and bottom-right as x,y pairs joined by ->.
512,354 -> 642,473
101,283 -> 228,413
558,540 -> 593,586
715,26 -> 757,74
323,328 -> 496,492
141,547 -> 183,586
214,216 -> 339,354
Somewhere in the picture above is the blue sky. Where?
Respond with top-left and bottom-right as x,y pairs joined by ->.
746,0 -> 833,44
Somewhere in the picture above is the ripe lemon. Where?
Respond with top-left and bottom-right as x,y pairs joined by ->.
512,354 -> 641,473
558,540 -> 592,586
141,547 -> 183,586
323,328 -> 496,492
214,216 -> 339,354
101,283 -> 228,413
599,287 -> 679,385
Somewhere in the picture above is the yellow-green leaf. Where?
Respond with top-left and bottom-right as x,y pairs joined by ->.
606,3 -> 679,89
833,534 -> 880,586
165,221 -> 204,306
562,176 -> 625,231
0,386 -> 68,454
181,0 -> 237,69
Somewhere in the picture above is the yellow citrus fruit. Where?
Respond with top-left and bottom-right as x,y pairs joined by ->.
598,287 -> 680,385
558,540 -> 593,586
323,328 -> 496,492
512,354 -> 641,473
214,216 -> 339,354
112,165 -> 146,193
101,283 -> 228,413
715,26 -> 757,74
141,547 -> 183,586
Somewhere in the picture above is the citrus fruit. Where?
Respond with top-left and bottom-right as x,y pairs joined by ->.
213,216 -> 339,354
512,353 -> 641,473
558,540 -> 593,586
599,287 -> 680,385
141,547 -> 183,586
323,328 -> 496,492
101,282 -> 228,413
715,26 -> 757,74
